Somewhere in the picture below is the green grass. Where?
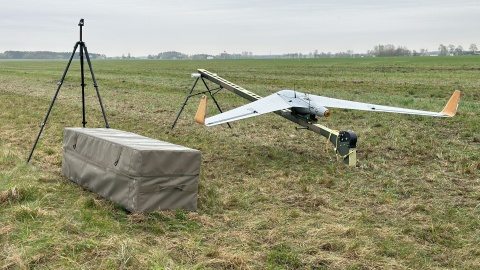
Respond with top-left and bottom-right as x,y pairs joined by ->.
1,57 -> 480,269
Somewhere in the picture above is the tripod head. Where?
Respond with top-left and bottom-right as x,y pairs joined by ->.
78,19 -> 84,41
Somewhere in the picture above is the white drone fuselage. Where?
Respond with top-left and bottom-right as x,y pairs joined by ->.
276,90 -> 330,118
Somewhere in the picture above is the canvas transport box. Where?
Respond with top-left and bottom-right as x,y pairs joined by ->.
62,128 -> 201,213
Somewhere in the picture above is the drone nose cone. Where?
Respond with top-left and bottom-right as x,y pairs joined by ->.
324,109 -> 331,117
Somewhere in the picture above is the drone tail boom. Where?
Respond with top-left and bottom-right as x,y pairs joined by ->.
194,95 -> 207,125
441,90 -> 462,117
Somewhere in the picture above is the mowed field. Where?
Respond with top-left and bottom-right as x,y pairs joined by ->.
0,57 -> 479,269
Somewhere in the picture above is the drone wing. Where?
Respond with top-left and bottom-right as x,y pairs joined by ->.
308,90 -> 461,117
195,93 -> 292,126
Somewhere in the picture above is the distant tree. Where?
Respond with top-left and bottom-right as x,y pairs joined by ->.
469,44 -> 478,54
313,52 -> 333,58
455,45 -> 463,55
438,44 -> 448,56
396,46 -> 411,56
448,44 -> 455,55
371,44 -> 386,56
384,44 -> 396,55
157,51 -> 188,60
240,51 -> 253,58
283,53 -> 301,58
419,48 -> 429,56
370,44 -> 411,57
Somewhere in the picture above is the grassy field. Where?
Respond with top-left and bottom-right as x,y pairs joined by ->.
1,57 -> 479,269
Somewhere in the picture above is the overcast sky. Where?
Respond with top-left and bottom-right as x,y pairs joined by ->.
1,0 -> 479,56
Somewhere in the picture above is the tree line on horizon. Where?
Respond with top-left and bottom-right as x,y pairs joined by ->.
369,43 -> 478,57
0,51 -> 106,60
1,43 -> 478,60
144,43 -> 479,60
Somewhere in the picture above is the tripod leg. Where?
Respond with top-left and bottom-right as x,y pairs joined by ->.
79,42 -> 87,127
27,42 -> 80,163
83,44 -> 110,128
200,78 -> 232,128
171,77 -> 200,130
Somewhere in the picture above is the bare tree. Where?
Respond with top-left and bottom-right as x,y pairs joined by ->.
438,44 -> 448,56
469,44 -> 478,54
455,45 -> 463,55
448,44 -> 455,55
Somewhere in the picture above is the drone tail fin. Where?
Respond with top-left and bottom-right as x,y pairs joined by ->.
441,90 -> 462,117
194,95 -> 207,125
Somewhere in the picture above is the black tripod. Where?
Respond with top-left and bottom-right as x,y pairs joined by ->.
27,19 -> 110,163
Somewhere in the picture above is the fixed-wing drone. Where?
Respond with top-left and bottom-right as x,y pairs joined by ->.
195,89 -> 461,126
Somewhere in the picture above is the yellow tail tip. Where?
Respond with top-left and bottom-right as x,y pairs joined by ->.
441,90 -> 462,117
194,95 -> 207,125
